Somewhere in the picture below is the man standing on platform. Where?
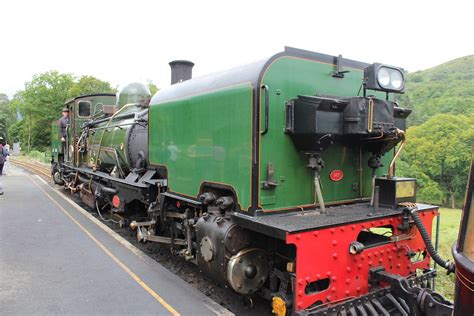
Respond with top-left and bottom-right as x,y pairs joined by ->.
59,107 -> 69,161
0,137 -> 7,195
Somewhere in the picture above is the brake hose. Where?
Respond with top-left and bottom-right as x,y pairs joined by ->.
409,207 -> 455,274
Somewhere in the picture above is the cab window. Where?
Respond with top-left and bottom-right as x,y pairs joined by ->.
78,101 -> 91,117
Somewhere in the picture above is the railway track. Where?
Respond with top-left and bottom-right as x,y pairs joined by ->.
9,158 -> 51,179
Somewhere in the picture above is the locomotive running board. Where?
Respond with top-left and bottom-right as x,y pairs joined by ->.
232,203 -> 436,240
63,164 -> 167,188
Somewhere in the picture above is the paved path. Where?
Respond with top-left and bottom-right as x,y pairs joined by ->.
0,166 -> 231,315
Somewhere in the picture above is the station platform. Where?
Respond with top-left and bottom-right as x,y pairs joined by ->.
0,164 -> 232,315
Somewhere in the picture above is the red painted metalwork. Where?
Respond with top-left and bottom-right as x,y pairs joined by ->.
286,207 -> 438,311
329,170 -> 344,182
112,195 -> 121,208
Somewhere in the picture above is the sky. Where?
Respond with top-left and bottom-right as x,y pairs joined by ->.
1,0 -> 473,97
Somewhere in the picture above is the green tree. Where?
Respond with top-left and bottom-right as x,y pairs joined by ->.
0,93 -> 15,142
397,114 -> 474,208
8,120 -> 24,144
147,80 -> 159,95
9,71 -> 117,151
69,75 -> 117,97
12,71 -> 75,151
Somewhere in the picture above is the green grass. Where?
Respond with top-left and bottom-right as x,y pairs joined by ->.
16,150 -> 50,164
434,208 -> 462,301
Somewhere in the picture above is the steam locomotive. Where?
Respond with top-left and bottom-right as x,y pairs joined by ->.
51,47 -> 456,315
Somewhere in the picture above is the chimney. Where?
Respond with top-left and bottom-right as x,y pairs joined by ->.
169,60 -> 194,85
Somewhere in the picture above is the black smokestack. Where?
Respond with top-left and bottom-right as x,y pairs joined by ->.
169,60 -> 194,85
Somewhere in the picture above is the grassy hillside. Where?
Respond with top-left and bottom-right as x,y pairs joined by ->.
397,55 -> 474,125
396,55 -> 474,208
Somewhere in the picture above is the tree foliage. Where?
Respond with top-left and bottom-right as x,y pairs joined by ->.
8,120 -> 24,144
69,75 -> 117,97
8,71 -> 116,150
397,114 -> 474,208
147,80 -> 159,95
0,93 -> 15,141
10,71 -> 75,150
395,54 -> 474,207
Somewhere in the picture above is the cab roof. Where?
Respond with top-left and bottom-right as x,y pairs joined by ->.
64,93 -> 116,105
151,46 -> 369,105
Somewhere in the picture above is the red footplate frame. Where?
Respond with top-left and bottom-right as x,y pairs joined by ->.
286,207 -> 438,311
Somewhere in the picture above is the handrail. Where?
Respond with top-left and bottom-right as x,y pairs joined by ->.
260,85 -> 269,135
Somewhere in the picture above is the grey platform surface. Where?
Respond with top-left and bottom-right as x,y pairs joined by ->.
0,167 -> 230,315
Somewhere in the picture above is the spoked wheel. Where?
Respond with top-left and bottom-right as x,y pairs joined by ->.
51,162 -> 64,185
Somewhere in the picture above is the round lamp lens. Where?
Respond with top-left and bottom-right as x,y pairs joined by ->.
390,70 -> 403,90
377,68 -> 390,87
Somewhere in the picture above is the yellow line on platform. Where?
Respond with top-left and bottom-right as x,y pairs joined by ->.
29,175 -> 180,316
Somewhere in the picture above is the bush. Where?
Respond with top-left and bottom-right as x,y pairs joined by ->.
27,150 -> 50,163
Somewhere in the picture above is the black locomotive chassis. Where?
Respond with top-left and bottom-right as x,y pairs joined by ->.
57,163 -> 456,316
300,269 -> 453,316
59,164 -> 166,210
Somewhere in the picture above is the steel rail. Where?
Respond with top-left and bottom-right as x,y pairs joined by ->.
9,158 -> 51,179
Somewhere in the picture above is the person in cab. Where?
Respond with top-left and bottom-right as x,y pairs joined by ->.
59,107 -> 69,157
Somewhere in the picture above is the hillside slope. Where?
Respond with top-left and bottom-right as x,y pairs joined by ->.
397,55 -> 474,125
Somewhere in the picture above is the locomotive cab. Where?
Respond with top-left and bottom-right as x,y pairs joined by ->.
51,93 -> 115,180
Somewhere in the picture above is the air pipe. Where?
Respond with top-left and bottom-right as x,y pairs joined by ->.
409,207 -> 455,274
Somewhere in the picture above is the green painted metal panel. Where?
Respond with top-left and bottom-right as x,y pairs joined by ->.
89,123 -> 130,169
87,104 -> 141,171
259,57 -> 391,210
149,83 -> 253,209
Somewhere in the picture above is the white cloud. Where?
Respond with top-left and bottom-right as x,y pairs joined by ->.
1,0 -> 473,96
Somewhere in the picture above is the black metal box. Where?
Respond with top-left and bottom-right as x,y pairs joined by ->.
343,97 -> 394,135
285,95 -> 347,151
375,177 -> 416,208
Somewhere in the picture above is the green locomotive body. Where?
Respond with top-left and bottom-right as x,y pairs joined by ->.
87,103 -> 148,175
149,48 -> 393,212
150,82 -> 254,209
51,47 -> 455,315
